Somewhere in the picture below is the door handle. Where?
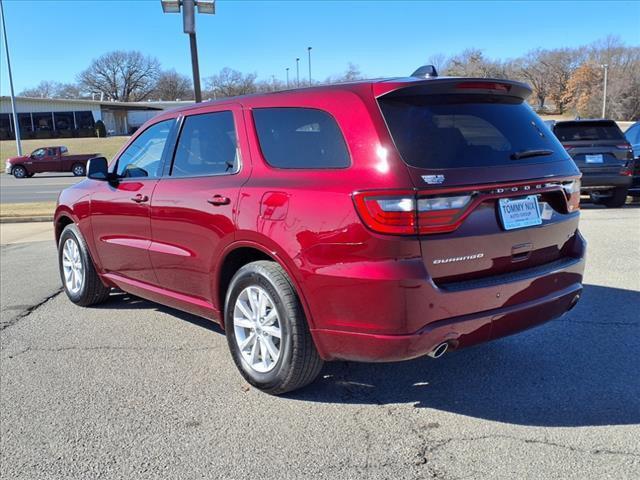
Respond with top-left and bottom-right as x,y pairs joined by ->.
207,195 -> 231,206
131,194 -> 149,203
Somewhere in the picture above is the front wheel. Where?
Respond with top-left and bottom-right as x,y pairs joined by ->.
72,163 -> 86,176
602,187 -> 628,208
58,224 -> 111,306
225,261 -> 323,395
12,165 -> 27,178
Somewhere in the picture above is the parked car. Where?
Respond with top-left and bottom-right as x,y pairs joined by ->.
623,121 -> 640,196
550,120 -> 634,207
54,71 -> 586,394
5,146 -> 98,178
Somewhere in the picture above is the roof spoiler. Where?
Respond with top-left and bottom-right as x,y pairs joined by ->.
374,78 -> 532,100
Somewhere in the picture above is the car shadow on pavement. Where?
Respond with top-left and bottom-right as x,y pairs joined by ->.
293,284 -> 640,427
97,284 -> 639,427
96,292 -> 224,335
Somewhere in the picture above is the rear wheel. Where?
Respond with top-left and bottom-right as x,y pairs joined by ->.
72,163 -> 86,176
12,165 -> 27,178
225,261 -> 323,394
602,187 -> 628,208
58,224 -> 111,306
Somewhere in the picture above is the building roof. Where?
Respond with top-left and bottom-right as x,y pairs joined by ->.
0,96 -> 190,111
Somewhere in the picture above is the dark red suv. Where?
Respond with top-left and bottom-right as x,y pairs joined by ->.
55,73 -> 586,394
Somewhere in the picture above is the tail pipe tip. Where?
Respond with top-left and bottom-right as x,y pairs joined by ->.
428,342 -> 449,359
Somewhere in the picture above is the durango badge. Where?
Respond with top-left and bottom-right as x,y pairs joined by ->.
433,253 -> 485,264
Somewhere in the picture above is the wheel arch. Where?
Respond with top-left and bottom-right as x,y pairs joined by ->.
10,163 -> 28,174
215,241 -> 314,330
54,213 -> 75,244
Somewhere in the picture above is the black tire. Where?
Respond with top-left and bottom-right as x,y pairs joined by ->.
602,187 -> 628,208
225,260 -> 323,395
72,163 -> 86,176
58,223 -> 111,306
12,165 -> 27,178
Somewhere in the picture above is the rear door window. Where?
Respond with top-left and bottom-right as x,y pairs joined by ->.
553,121 -> 625,142
379,95 -> 565,168
252,107 -> 350,169
171,111 -> 239,177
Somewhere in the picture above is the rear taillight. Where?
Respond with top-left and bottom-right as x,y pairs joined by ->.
621,162 -> 633,176
417,195 -> 473,233
562,144 -> 575,152
562,179 -> 581,212
615,143 -> 632,150
353,191 -> 473,235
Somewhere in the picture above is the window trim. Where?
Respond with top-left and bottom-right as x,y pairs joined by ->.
112,118 -> 176,182
164,110 -> 243,179
251,107 -> 352,171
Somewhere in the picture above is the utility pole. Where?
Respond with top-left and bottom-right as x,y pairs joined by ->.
285,67 -> 290,88
183,0 -> 202,102
307,46 -> 312,86
296,58 -> 300,87
601,64 -> 608,118
0,0 -> 21,155
161,1 -> 215,103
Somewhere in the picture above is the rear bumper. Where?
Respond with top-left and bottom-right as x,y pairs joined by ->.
580,174 -> 632,189
312,282 -> 582,362
311,232 -> 586,362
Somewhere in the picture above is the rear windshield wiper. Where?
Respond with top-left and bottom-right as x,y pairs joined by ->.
510,149 -> 554,160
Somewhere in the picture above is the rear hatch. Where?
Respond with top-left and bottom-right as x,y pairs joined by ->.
375,79 -> 582,287
553,121 -> 632,176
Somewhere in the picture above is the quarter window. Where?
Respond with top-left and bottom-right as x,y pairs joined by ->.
252,108 -> 350,169
116,119 -> 173,178
171,111 -> 238,177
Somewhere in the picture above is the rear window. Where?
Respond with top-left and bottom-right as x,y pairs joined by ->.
171,111 -> 238,177
553,121 -> 625,142
252,108 -> 350,169
379,95 -> 564,169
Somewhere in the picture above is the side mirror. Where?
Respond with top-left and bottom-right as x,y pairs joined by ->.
87,157 -> 110,181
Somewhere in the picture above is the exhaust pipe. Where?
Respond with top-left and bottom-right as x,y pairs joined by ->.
568,294 -> 581,312
428,342 -> 449,359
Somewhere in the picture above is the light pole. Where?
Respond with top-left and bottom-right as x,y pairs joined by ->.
285,67 -> 290,88
601,64 -> 608,118
307,46 -> 312,86
0,0 -> 21,155
296,58 -> 300,87
161,0 -> 215,103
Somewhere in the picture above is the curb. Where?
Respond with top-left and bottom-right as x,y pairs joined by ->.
0,216 -> 53,224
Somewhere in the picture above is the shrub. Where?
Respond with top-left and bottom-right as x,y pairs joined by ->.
95,120 -> 107,138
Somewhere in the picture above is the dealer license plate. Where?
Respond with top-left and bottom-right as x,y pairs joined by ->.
498,195 -> 542,231
585,154 -> 604,163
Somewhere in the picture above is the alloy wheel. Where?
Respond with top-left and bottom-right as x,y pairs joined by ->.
233,285 -> 282,373
62,238 -> 84,294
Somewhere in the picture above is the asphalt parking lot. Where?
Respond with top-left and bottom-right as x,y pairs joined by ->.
1,205 -> 639,479
0,173 -> 81,203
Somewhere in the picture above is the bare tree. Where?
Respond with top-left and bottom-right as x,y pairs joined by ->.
20,81 -> 60,98
77,51 -> 161,102
203,68 -> 258,99
153,70 -> 193,100
444,49 -> 508,78
426,53 -> 450,74
324,62 -> 364,84
20,81 -> 84,99
255,77 -> 287,93
517,50 -> 551,110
